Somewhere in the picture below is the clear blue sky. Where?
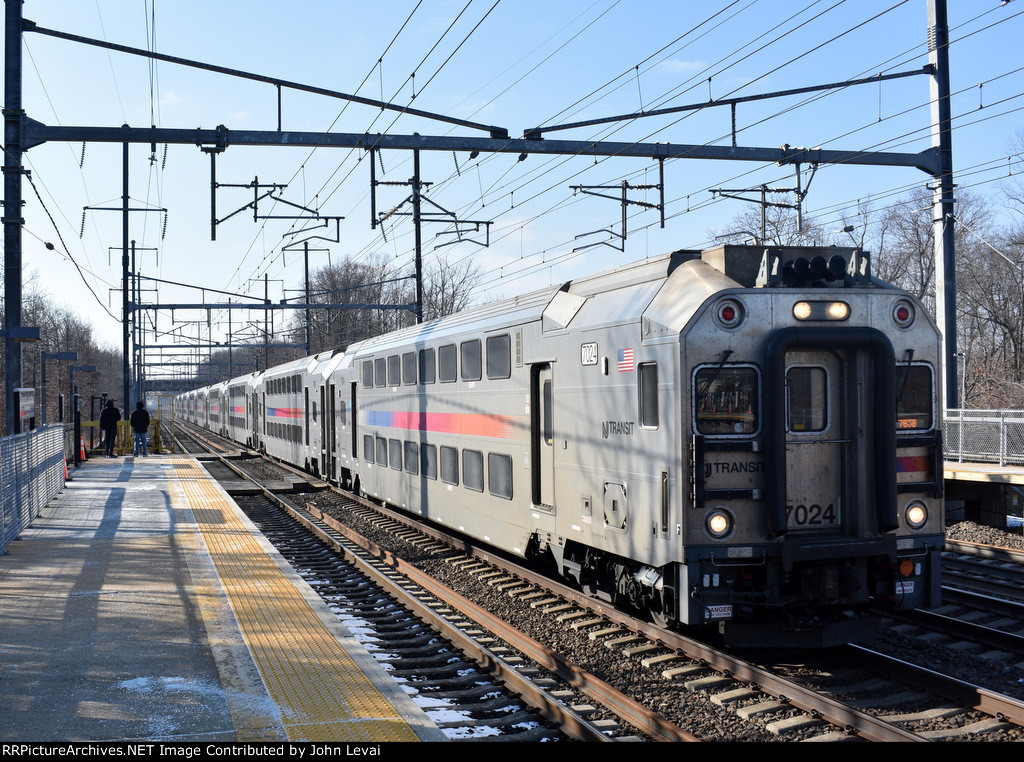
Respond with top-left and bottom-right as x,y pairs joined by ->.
10,1 -> 1024,366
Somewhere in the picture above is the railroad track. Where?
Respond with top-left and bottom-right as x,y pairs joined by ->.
174,422 -> 1024,741
174,425 -> 656,741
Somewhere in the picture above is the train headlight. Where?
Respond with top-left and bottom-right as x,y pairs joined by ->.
904,500 -> 928,530
704,508 -> 734,540
892,299 -> 915,329
793,301 -> 850,321
714,298 -> 745,330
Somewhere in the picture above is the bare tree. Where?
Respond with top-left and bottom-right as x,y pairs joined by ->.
282,251 -> 482,356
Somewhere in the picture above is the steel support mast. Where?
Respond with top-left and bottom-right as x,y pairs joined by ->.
3,0 -> 23,436
929,0 -> 957,410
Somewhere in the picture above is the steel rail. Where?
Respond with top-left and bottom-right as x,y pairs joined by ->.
945,539 -> 1024,566
940,586 -> 1024,619
847,644 -> 1024,727
893,607 -> 1024,656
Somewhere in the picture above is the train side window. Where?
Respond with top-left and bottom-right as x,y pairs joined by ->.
387,355 -> 401,386
362,361 -> 374,388
488,453 -> 513,499
464,449 -> 484,492
363,434 -> 374,463
897,364 -> 934,431
376,436 -> 388,467
543,379 -> 553,445
440,446 -> 459,485
439,345 -> 457,383
402,352 -> 417,385
486,334 -> 511,379
374,358 -> 387,387
693,365 -> 759,436
421,444 -> 437,480
404,441 -> 419,474
389,439 -> 403,470
639,363 -> 659,428
419,349 -> 436,384
786,366 -> 828,432
461,340 -> 482,381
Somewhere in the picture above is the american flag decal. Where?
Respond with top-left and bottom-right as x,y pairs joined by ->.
617,348 -> 634,372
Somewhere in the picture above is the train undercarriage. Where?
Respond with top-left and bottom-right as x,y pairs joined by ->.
549,536 -> 940,648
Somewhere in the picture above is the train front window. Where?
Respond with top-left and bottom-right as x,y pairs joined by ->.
694,365 -> 759,436
897,364 -> 934,430
786,366 -> 828,432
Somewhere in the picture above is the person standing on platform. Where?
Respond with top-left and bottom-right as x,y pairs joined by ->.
130,400 -> 151,457
100,400 -> 121,457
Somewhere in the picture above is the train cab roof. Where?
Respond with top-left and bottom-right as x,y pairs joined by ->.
346,245 -> 887,352
310,349 -> 346,380
261,352 -> 329,379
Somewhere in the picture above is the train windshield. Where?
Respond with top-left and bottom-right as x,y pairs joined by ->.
786,366 -> 828,432
897,364 -> 934,431
694,365 -> 759,436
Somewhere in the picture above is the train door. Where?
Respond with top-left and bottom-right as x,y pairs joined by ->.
319,385 -> 335,479
531,363 -> 555,508
783,349 -> 846,533
250,392 -> 259,449
329,383 -> 337,479
350,382 -> 358,467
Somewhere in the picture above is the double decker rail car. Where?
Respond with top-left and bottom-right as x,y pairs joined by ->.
178,244 -> 944,648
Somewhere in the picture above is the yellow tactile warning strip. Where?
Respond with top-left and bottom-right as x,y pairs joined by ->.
171,456 -> 423,742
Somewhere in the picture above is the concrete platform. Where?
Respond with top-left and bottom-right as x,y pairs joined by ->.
0,455 -> 447,743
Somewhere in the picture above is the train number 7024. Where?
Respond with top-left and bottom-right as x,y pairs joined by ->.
785,503 -> 838,526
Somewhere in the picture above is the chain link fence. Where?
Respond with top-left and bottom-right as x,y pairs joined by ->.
944,410 -> 1024,467
1,425 -> 67,554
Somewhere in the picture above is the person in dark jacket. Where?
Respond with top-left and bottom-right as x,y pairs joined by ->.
130,400 -> 151,457
99,400 -> 121,457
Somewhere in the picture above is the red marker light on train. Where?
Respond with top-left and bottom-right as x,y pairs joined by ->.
715,299 -> 744,329
892,300 -> 915,328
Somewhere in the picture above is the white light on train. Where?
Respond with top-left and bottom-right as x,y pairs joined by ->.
905,501 -> 928,529
705,509 -> 733,539
828,302 -> 850,320
793,301 -> 850,321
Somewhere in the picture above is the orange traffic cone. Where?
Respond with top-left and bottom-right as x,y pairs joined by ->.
80,436 -> 87,462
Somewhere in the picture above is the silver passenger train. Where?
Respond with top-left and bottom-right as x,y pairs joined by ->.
179,244 -> 944,647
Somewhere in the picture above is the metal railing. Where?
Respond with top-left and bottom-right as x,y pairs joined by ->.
1,425 -> 67,554
944,409 -> 1024,467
